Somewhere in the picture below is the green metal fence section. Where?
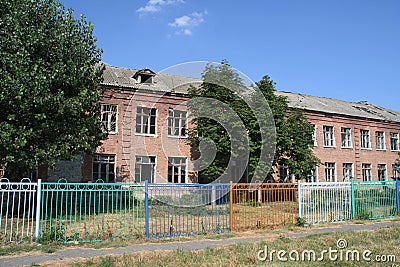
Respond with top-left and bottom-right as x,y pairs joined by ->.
40,180 -> 144,243
352,180 -> 397,220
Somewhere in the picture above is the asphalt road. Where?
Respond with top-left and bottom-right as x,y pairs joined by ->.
1,220 -> 399,267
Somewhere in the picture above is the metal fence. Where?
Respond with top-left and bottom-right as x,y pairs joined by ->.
40,179 -> 144,243
2,179 -> 400,245
146,183 -> 230,238
352,180 -> 397,220
230,182 -> 298,231
0,178 -> 40,244
298,182 -> 352,225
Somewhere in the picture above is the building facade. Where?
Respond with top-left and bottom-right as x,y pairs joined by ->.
41,64 -> 400,183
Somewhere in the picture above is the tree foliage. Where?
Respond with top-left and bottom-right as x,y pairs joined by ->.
188,61 -> 320,183
0,0 -> 105,179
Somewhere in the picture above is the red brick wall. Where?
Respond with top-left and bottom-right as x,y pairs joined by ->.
306,111 -> 400,181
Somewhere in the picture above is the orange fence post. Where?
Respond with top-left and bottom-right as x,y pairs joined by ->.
230,181 -> 233,231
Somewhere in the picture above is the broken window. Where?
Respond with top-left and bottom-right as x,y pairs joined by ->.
168,109 -> 187,137
341,128 -> 352,148
136,107 -> 157,135
362,163 -> 372,181
324,162 -> 336,182
323,126 -> 335,147
168,157 -> 186,183
390,133 -> 399,151
376,131 -> 386,150
101,104 -> 117,134
361,130 -> 371,149
92,154 -> 115,182
378,164 -> 387,181
135,156 -> 156,183
342,163 -> 353,181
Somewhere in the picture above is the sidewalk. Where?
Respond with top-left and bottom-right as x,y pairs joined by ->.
1,220 -> 399,267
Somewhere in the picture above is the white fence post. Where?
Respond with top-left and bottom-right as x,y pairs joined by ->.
298,181 -> 302,218
35,179 -> 42,242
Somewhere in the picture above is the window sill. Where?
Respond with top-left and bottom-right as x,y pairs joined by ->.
168,135 -> 188,139
135,133 -> 158,137
376,149 -> 387,151
361,148 -> 372,150
341,146 -> 353,149
323,146 -> 336,148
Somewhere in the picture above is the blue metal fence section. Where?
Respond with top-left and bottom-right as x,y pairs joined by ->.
298,182 -> 352,225
40,180 -> 144,243
0,178 -> 40,244
146,183 -> 230,238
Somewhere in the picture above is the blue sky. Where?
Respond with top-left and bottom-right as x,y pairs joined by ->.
60,0 -> 400,111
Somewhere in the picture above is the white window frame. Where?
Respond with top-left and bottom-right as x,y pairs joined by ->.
341,128 -> 352,148
378,164 -> 387,181
342,163 -> 353,181
362,163 -> 372,181
135,156 -> 156,183
323,126 -> 335,147
135,107 -> 157,136
167,157 -> 187,183
324,162 -> 336,182
361,129 -> 371,149
390,133 -> 399,151
392,164 -> 399,179
168,109 -> 187,138
376,131 -> 386,150
101,104 -> 118,134
306,166 -> 318,182
92,154 -> 116,182
312,124 -> 317,147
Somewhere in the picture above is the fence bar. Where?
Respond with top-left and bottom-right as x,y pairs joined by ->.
145,180 -> 149,238
35,179 -> 42,241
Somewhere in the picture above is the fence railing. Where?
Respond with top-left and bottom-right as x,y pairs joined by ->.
40,179 -> 144,243
146,182 -> 230,237
352,180 -> 397,220
1,179 -> 400,244
230,182 -> 298,230
298,182 -> 352,225
0,178 -> 40,244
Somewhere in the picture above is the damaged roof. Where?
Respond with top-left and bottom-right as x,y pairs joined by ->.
101,64 -> 400,123
101,64 -> 201,94
276,91 -> 400,123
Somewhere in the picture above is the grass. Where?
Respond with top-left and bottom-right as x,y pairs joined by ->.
37,223 -> 400,267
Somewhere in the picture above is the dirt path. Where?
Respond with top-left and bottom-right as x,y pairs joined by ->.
1,220 -> 400,267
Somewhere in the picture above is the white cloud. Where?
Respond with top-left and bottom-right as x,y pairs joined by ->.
168,11 -> 207,35
137,0 -> 184,14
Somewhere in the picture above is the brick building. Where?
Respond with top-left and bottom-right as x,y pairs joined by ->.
43,64 -> 400,183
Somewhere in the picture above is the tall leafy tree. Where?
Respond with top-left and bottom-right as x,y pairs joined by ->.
188,61 -> 320,183
0,0 -> 105,179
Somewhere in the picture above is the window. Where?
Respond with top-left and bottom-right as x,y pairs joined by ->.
362,163 -> 372,181
390,133 -> 399,151
343,163 -> 353,181
306,166 -> 318,182
279,166 -> 290,182
378,164 -> 387,181
92,154 -> 115,182
392,164 -> 399,179
101,104 -> 117,133
135,156 -> 156,183
323,126 -> 335,147
341,128 -> 352,148
376,131 -> 386,150
361,130 -> 371,149
136,107 -> 156,135
168,157 -> 187,183
312,124 -> 317,146
324,162 -> 336,182
168,109 -> 187,137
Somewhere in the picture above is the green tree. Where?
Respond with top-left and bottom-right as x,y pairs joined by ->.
0,0 -> 105,179
188,61 -> 320,183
